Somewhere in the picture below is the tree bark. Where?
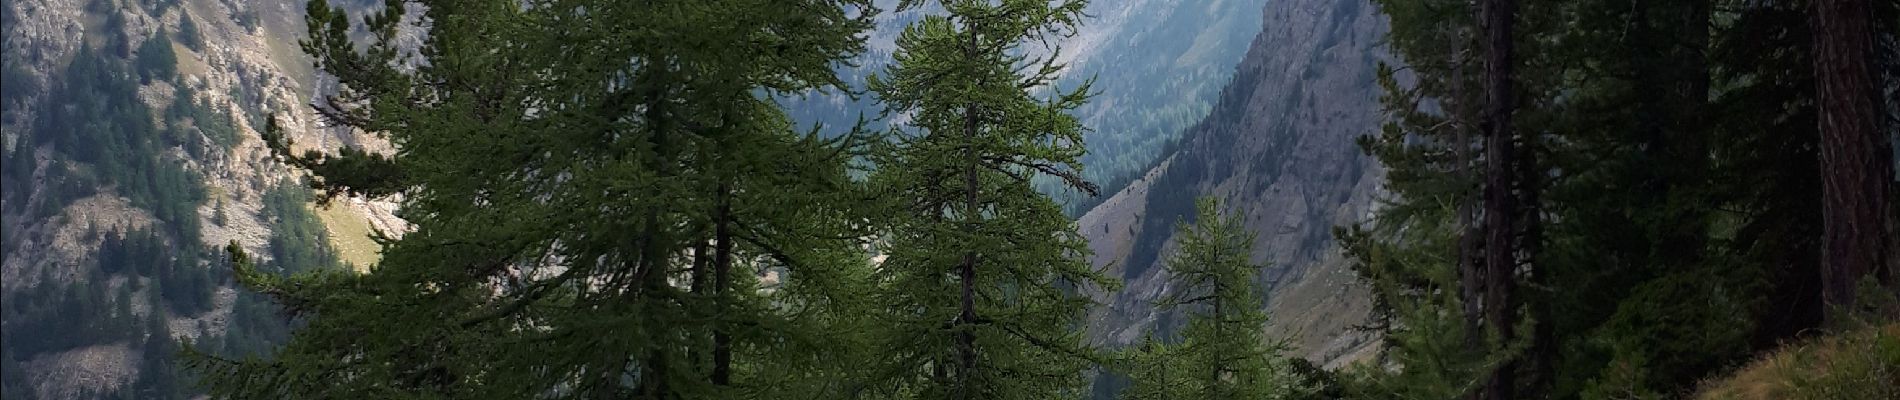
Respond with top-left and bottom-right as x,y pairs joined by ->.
1811,0 -> 1896,319
1479,0 -> 1519,398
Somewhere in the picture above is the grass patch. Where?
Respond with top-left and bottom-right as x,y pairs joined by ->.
172,41 -> 210,78
312,202 -> 380,272
1696,323 -> 1900,400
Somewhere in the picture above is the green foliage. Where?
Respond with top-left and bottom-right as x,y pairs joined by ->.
259,117 -> 403,204
259,182 -> 338,274
137,31 -> 178,83
1345,0 -> 1899,398
1782,325 -> 1900,400
1335,221 -> 1494,400
176,12 -> 203,52
858,0 -> 1116,397
1115,335 -> 1194,400
0,272 -> 142,354
0,356 -> 32,400
38,46 -> 206,241
188,0 -> 887,398
1044,0 -> 1265,216
1,58 -> 37,102
167,85 -> 243,153
1116,198 -> 1297,400
0,25 -> 314,399
0,131 -> 37,212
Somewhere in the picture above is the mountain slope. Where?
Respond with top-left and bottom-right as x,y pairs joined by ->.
1080,0 -> 1388,368
0,0 -> 390,398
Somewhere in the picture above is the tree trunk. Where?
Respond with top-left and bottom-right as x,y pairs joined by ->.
1211,281 -> 1223,390
956,24 -> 983,396
712,182 -> 733,386
636,68 -> 676,399
1451,27 -> 1485,370
1811,0 -> 1896,319
1479,0 -> 1519,398
692,234 -> 710,295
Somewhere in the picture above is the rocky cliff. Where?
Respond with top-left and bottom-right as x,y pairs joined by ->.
1080,0 -> 1388,369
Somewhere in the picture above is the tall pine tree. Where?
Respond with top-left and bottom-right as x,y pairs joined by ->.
184,0 -> 882,398
1119,198 -> 1292,400
861,0 -> 1114,398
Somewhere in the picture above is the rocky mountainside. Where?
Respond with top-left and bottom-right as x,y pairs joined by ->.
1079,0 -> 1388,369
786,0 -> 1268,214
0,0 -> 393,398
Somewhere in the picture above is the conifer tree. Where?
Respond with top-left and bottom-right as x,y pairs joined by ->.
1115,335 -> 1190,400
861,0 -> 1113,398
1346,0 -> 1899,398
183,0 -> 881,398
1120,198 -> 1289,400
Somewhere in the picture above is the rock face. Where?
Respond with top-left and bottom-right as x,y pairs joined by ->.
1079,0 -> 1388,367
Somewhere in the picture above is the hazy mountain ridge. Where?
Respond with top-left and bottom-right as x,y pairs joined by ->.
1079,0 -> 1387,368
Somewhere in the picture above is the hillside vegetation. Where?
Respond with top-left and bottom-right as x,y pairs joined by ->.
1696,323 -> 1900,400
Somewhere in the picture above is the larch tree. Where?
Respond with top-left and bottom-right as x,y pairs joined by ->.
861,0 -> 1114,398
183,0 -> 884,398
1121,197 -> 1291,400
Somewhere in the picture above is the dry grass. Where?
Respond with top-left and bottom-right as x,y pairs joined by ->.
173,42 -> 210,78
312,203 -> 381,272
255,4 -> 317,92
1695,323 -> 1900,400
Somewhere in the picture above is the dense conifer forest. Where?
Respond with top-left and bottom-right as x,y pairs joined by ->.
1,0 -> 1896,399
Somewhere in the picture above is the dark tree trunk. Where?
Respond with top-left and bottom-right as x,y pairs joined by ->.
956,26 -> 983,395
1810,0 -> 1896,318
692,235 -> 710,295
636,69 -> 676,399
1452,29 -> 1486,362
958,111 -> 979,391
712,182 -> 733,386
1479,0 -> 1519,398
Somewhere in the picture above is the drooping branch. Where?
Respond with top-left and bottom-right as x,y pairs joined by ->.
981,155 -> 1099,196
